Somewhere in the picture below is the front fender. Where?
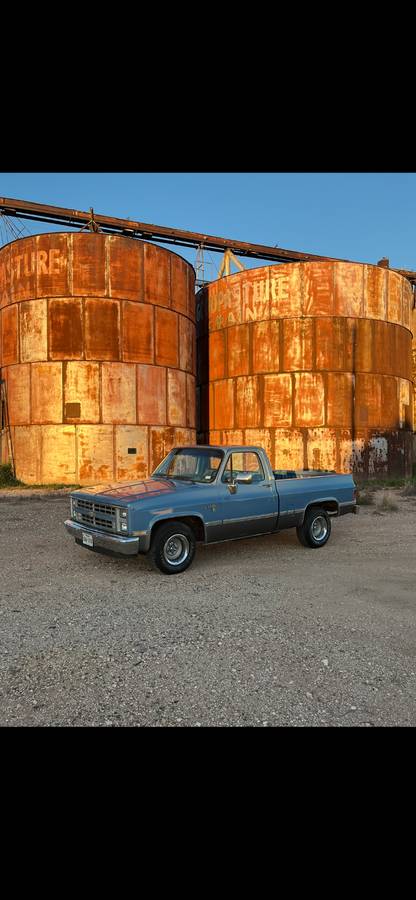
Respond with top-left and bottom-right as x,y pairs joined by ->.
138,513 -> 207,553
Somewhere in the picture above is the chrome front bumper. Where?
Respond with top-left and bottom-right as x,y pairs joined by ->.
64,519 -> 140,556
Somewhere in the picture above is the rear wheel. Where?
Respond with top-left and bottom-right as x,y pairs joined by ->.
296,507 -> 331,549
148,521 -> 196,574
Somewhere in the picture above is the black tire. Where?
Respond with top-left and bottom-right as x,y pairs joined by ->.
148,521 -> 196,575
296,507 -> 331,549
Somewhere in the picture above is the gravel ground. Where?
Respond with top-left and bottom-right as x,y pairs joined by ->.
1,490 -> 416,727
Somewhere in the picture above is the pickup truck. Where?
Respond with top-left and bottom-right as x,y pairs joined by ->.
64,445 -> 357,575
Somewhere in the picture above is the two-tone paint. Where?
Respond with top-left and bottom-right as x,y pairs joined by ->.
64,445 -> 356,557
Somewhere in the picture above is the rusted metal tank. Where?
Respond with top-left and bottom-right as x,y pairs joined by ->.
197,262 -> 414,477
412,306 -> 416,463
0,233 -> 196,484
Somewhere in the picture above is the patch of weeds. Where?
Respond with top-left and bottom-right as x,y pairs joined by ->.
0,463 -> 23,487
357,490 -> 375,506
401,479 -> 416,497
21,483 -> 80,491
376,490 -> 399,512
356,477 -> 406,491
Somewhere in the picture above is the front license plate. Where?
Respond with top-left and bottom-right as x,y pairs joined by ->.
82,532 -> 94,547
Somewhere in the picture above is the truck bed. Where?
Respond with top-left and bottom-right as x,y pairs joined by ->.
273,469 -> 336,480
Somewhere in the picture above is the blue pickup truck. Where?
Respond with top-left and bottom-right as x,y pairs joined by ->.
64,445 -> 357,574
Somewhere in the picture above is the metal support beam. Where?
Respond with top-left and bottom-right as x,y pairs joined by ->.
1,196 -> 415,285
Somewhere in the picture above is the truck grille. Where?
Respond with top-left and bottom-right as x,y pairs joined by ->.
74,499 -> 118,532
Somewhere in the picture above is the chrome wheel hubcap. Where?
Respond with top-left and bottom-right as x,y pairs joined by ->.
163,534 -> 190,566
311,516 -> 328,541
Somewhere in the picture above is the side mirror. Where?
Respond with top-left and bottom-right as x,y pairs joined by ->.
235,473 -> 253,484
228,481 -> 237,494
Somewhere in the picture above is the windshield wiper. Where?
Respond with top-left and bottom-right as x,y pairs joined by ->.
170,475 -> 195,482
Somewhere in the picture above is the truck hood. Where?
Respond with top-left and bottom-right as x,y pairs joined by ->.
71,477 -> 195,504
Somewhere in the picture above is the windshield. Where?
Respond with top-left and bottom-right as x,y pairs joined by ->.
152,448 -> 224,483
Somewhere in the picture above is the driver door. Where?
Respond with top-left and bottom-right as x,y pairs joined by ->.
216,451 -> 278,540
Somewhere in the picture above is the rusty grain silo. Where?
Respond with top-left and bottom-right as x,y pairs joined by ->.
412,306 -> 416,434
0,233 -> 196,484
197,262 -> 414,477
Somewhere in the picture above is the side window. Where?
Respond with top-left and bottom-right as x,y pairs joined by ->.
222,452 -> 265,483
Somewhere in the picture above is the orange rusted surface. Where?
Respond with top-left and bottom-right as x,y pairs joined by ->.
167,368 -> 187,426
412,307 -> 416,432
0,234 -> 196,484
122,301 -> 154,364
20,299 -> 48,362
198,261 -> 414,477
137,364 -> 167,425
155,307 -> 179,367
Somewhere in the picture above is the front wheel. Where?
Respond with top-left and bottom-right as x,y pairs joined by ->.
148,521 -> 196,574
296,507 -> 331,548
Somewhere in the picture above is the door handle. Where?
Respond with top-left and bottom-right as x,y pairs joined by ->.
261,483 -> 272,489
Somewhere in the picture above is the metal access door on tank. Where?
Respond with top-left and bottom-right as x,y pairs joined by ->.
214,450 -> 278,540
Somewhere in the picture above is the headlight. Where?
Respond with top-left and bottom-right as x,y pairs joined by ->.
117,508 -> 128,532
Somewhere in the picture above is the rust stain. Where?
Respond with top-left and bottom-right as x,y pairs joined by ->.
1,305 -> 18,366
315,318 -> 345,371
235,376 -> 260,429
102,363 -> 136,424
109,236 -> 143,302
170,254 -> 188,315
199,260 -> 414,477
49,299 -> 83,360
228,324 -> 250,377
9,236 -> 37,303
304,262 -> 334,316
167,368 -> 187,426
13,426 -> 42,483
41,425 -> 76,484
77,425 -> 114,483
115,426 -> 148,481
209,331 -> 226,381
283,319 -> 313,371
0,234 -> 195,484
72,233 -> 106,296
149,426 -> 176,471
242,269 -> 270,322
20,299 -> 48,363
294,373 -> 325,427
213,379 -> 234,431
6,364 -> 31,425
85,299 -> 120,361
263,374 -> 292,427
64,361 -> 100,424
137,364 -> 167,425
36,233 -> 69,297
31,362 -> 62,424
179,315 -> 193,373
273,429 -> 304,470
252,321 -> 279,374
155,307 -> 178,367
144,243 -> 170,307
122,301 -> 154,363
270,264 -> 302,318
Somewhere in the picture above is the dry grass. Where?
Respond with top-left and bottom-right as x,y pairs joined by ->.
0,463 -> 22,488
357,490 -> 375,506
402,480 -> 416,497
376,491 -> 399,513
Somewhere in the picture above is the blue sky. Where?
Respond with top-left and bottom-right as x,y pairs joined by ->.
0,172 -> 415,276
